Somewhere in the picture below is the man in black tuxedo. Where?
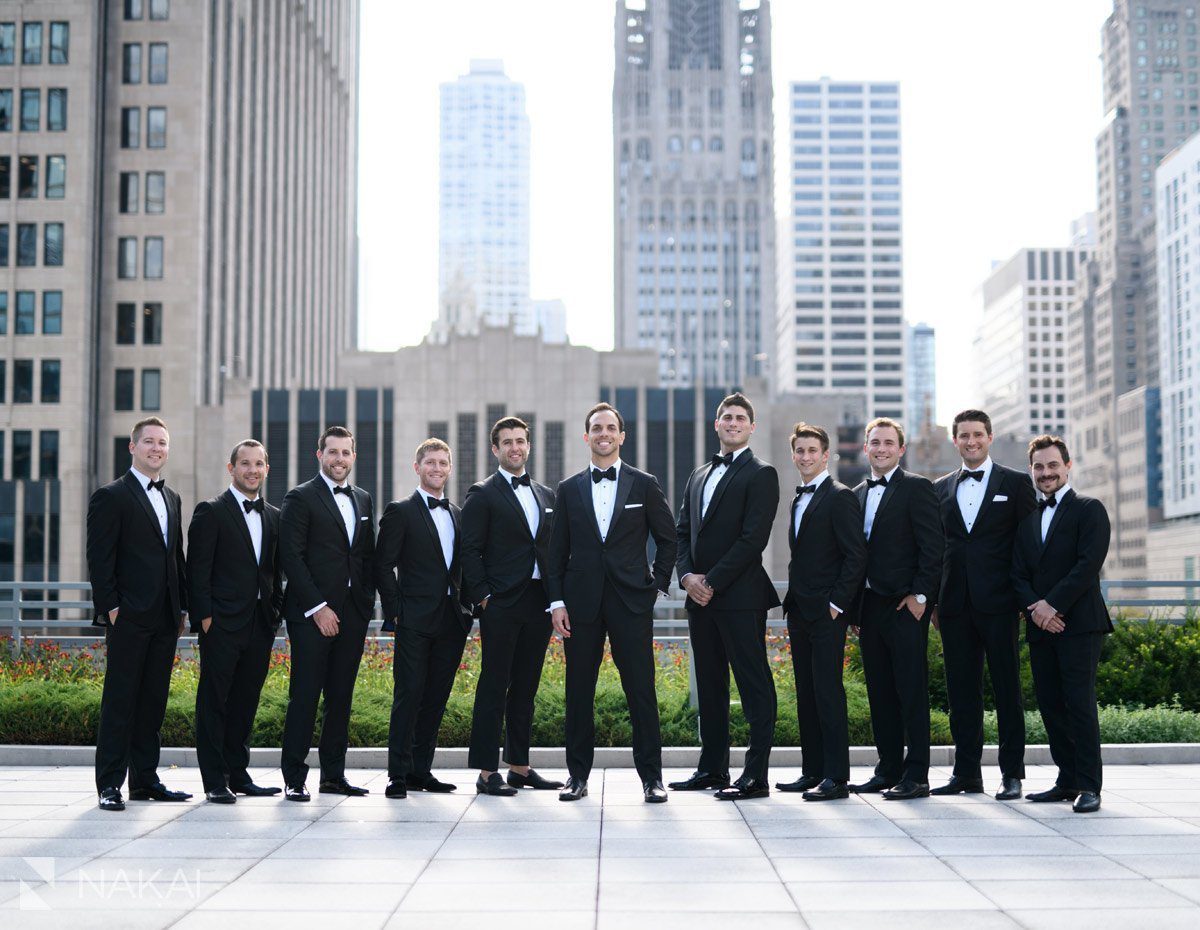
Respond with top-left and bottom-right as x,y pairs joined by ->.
463,416 -> 563,796
187,439 -> 285,803
546,403 -> 676,803
279,426 -> 376,801
778,423 -> 866,801
1012,435 -> 1112,814
849,417 -> 943,801
87,416 -> 191,811
672,392 -> 779,801
375,438 -> 472,800
931,409 -> 1036,801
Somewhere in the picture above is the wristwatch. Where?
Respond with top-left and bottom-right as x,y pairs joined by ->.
915,594 -> 927,605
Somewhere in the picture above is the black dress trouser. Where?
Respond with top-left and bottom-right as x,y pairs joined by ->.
1029,631 -> 1104,794
788,612 -> 850,783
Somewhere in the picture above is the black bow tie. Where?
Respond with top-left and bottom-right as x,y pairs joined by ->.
147,479 -> 165,492
795,484 -> 817,496
1039,493 -> 1057,511
592,466 -> 617,484
958,470 -> 985,484
711,452 -> 734,468
242,498 -> 264,514
867,475 -> 888,489
510,473 -> 531,488
427,496 -> 450,511
332,485 -> 353,496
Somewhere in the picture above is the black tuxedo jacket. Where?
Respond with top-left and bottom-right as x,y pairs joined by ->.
460,471 -> 555,609
1012,488 -> 1113,643
375,491 -> 471,635
86,471 -> 187,628
782,478 -> 866,621
279,475 -> 376,624
675,449 -> 780,611
853,468 -> 943,603
544,464 -> 677,623
186,489 -> 284,633
935,463 -> 1036,616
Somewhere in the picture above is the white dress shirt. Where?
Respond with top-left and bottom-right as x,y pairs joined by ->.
591,459 -> 622,541
701,445 -> 750,519
862,464 -> 899,541
503,470 -> 541,579
792,470 -> 829,538
229,484 -> 264,565
1039,482 -> 1070,543
130,467 -> 169,546
419,488 -> 455,596
955,456 -> 993,534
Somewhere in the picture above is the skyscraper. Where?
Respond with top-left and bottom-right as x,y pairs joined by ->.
437,59 -> 531,337
613,0 -> 775,387
906,322 -> 935,432
776,78 -> 905,419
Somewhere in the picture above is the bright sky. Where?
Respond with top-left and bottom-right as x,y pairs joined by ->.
357,0 -> 1113,424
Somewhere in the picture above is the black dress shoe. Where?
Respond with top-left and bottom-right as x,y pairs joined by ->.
930,776 -> 985,796
385,779 -> 408,799
882,779 -> 930,801
715,777 -> 770,801
285,784 -> 311,802
476,773 -> 518,797
1073,791 -> 1101,813
205,787 -> 236,804
667,770 -> 730,791
776,775 -> 822,793
319,778 -> 369,797
1027,784 -> 1078,803
559,777 -> 588,801
995,776 -> 1022,801
97,787 -> 125,812
643,780 -> 668,803
850,774 -> 896,794
507,768 -> 565,790
230,782 -> 281,797
803,778 -> 849,801
406,773 -> 457,793
128,782 -> 193,802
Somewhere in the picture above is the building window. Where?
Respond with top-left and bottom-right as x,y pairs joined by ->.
12,431 -> 31,479
117,237 -> 137,278
144,237 -> 163,279
42,291 -> 61,334
148,43 -> 168,84
122,43 -> 141,83
17,155 -> 35,198
116,303 -> 136,344
114,369 -> 135,411
40,360 -> 60,403
0,24 -> 14,65
125,0 -> 144,20
145,171 -> 164,213
119,172 -> 138,213
0,89 -> 10,131
141,369 -> 161,411
0,156 -> 7,197
39,431 -> 58,479
150,0 -> 170,21
47,88 -> 66,130
0,227 -> 6,266
146,107 -> 166,148
20,89 -> 39,131
14,360 -> 33,403
15,291 -> 34,333
21,23 -> 42,65
142,302 -> 162,343
43,223 -> 63,266
0,293 -> 6,333
0,360 -> 4,401
121,108 -> 139,148
49,22 -> 68,64
16,223 -> 35,266
44,155 -> 64,198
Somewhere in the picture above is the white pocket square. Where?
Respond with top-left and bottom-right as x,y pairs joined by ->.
993,495 -> 1008,502
545,507 -> 553,513
624,503 -> 643,509
360,515 -> 370,520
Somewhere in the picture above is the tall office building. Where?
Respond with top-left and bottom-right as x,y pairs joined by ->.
613,0 -> 775,387
0,0 -> 359,583
437,59 -> 531,337
977,248 -> 1089,441
776,78 -> 905,419
906,322 -> 935,432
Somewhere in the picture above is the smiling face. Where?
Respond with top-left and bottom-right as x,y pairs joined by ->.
228,443 -> 268,498
317,435 -> 356,484
1030,444 -> 1071,496
130,425 -> 169,478
864,424 -> 904,477
585,409 -> 624,464
954,420 -> 992,469
415,448 -> 452,496
493,427 -> 529,475
715,403 -> 755,452
791,435 -> 829,484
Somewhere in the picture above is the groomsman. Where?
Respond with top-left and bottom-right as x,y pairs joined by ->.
778,423 -> 866,801
1012,435 -> 1112,814
850,418 -> 943,801
673,392 -> 780,800
931,410 -> 1036,801
279,426 -> 376,801
187,440 -> 284,803
87,416 -> 191,811
546,403 -> 676,803
463,417 -> 563,796
375,439 -> 472,799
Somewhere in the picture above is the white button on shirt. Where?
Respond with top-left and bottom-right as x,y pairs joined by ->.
955,457 -> 993,534
792,470 -> 829,537
229,485 -> 264,565
862,464 -> 899,540
320,472 -> 356,543
702,446 -> 749,519
591,460 -> 621,541
1039,482 -> 1070,543
130,467 -> 168,546
505,471 -> 541,579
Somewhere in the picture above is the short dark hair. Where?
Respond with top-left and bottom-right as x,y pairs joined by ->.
865,417 -> 905,448
229,439 -> 268,466
1028,434 -> 1070,465
319,425 -> 355,452
131,416 -> 168,443
490,416 -> 530,448
790,422 -> 830,453
585,402 -> 625,432
952,409 -> 993,437
716,392 -> 755,423
415,438 -> 452,464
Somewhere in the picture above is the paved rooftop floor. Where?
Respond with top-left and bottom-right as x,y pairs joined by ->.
2,763 -> 1200,928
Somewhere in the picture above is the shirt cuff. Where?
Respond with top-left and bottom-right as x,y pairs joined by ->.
548,600 -> 565,612
304,601 -> 328,618
829,602 -> 842,614
680,573 -> 695,586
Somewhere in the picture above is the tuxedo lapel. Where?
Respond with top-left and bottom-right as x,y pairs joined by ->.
123,472 -> 166,549
972,465 -> 1005,531
1042,488 -> 1073,549
701,450 -> 752,529
607,466 -> 636,536
942,475 -> 967,535
872,469 -> 902,524
575,471 -> 603,543
496,472 -> 534,540
315,477 -> 351,548
220,489 -> 258,563
413,490 -> 444,558
795,479 -> 832,545
261,506 -> 274,568
789,494 -> 800,548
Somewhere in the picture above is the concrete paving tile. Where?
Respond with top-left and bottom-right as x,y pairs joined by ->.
897,817 -> 1058,837
436,837 -> 598,859
143,819 -> 311,840
269,837 -> 444,859
236,857 -> 426,884
972,878 -> 1193,910
296,820 -> 454,840
1014,800 -> 1162,820
1006,909 -> 1200,930
600,856 -> 776,883
599,837 -> 763,858
57,857 -> 257,883
737,799 -> 888,820
398,880 -> 597,911
419,856 -> 595,884
1116,854 -> 1200,879
1155,879 -> 1200,905
200,880 -> 410,911
758,836 -> 929,858
945,854 -> 1140,880
0,910 -> 190,929
319,804 -> 468,822
774,855 -> 959,883
108,837 -> 285,858
788,879 -> 995,911
0,855 -> 89,881
389,913 -> 594,930
1073,834 -> 1200,855
0,818 -> 160,838
460,801 -> 601,821
748,818 -> 907,838
0,881 -> 24,904
913,836 -> 1090,857
176,912 -> 387,930
1047,816 -> 1200,836
448,819 -> 599,839
0,836 -> 131,858
600,818 -> 753,839
801,911 -> 1018,929
0,878 -> 225,910
599,803 -> 743,821
598,881 -> 796,912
